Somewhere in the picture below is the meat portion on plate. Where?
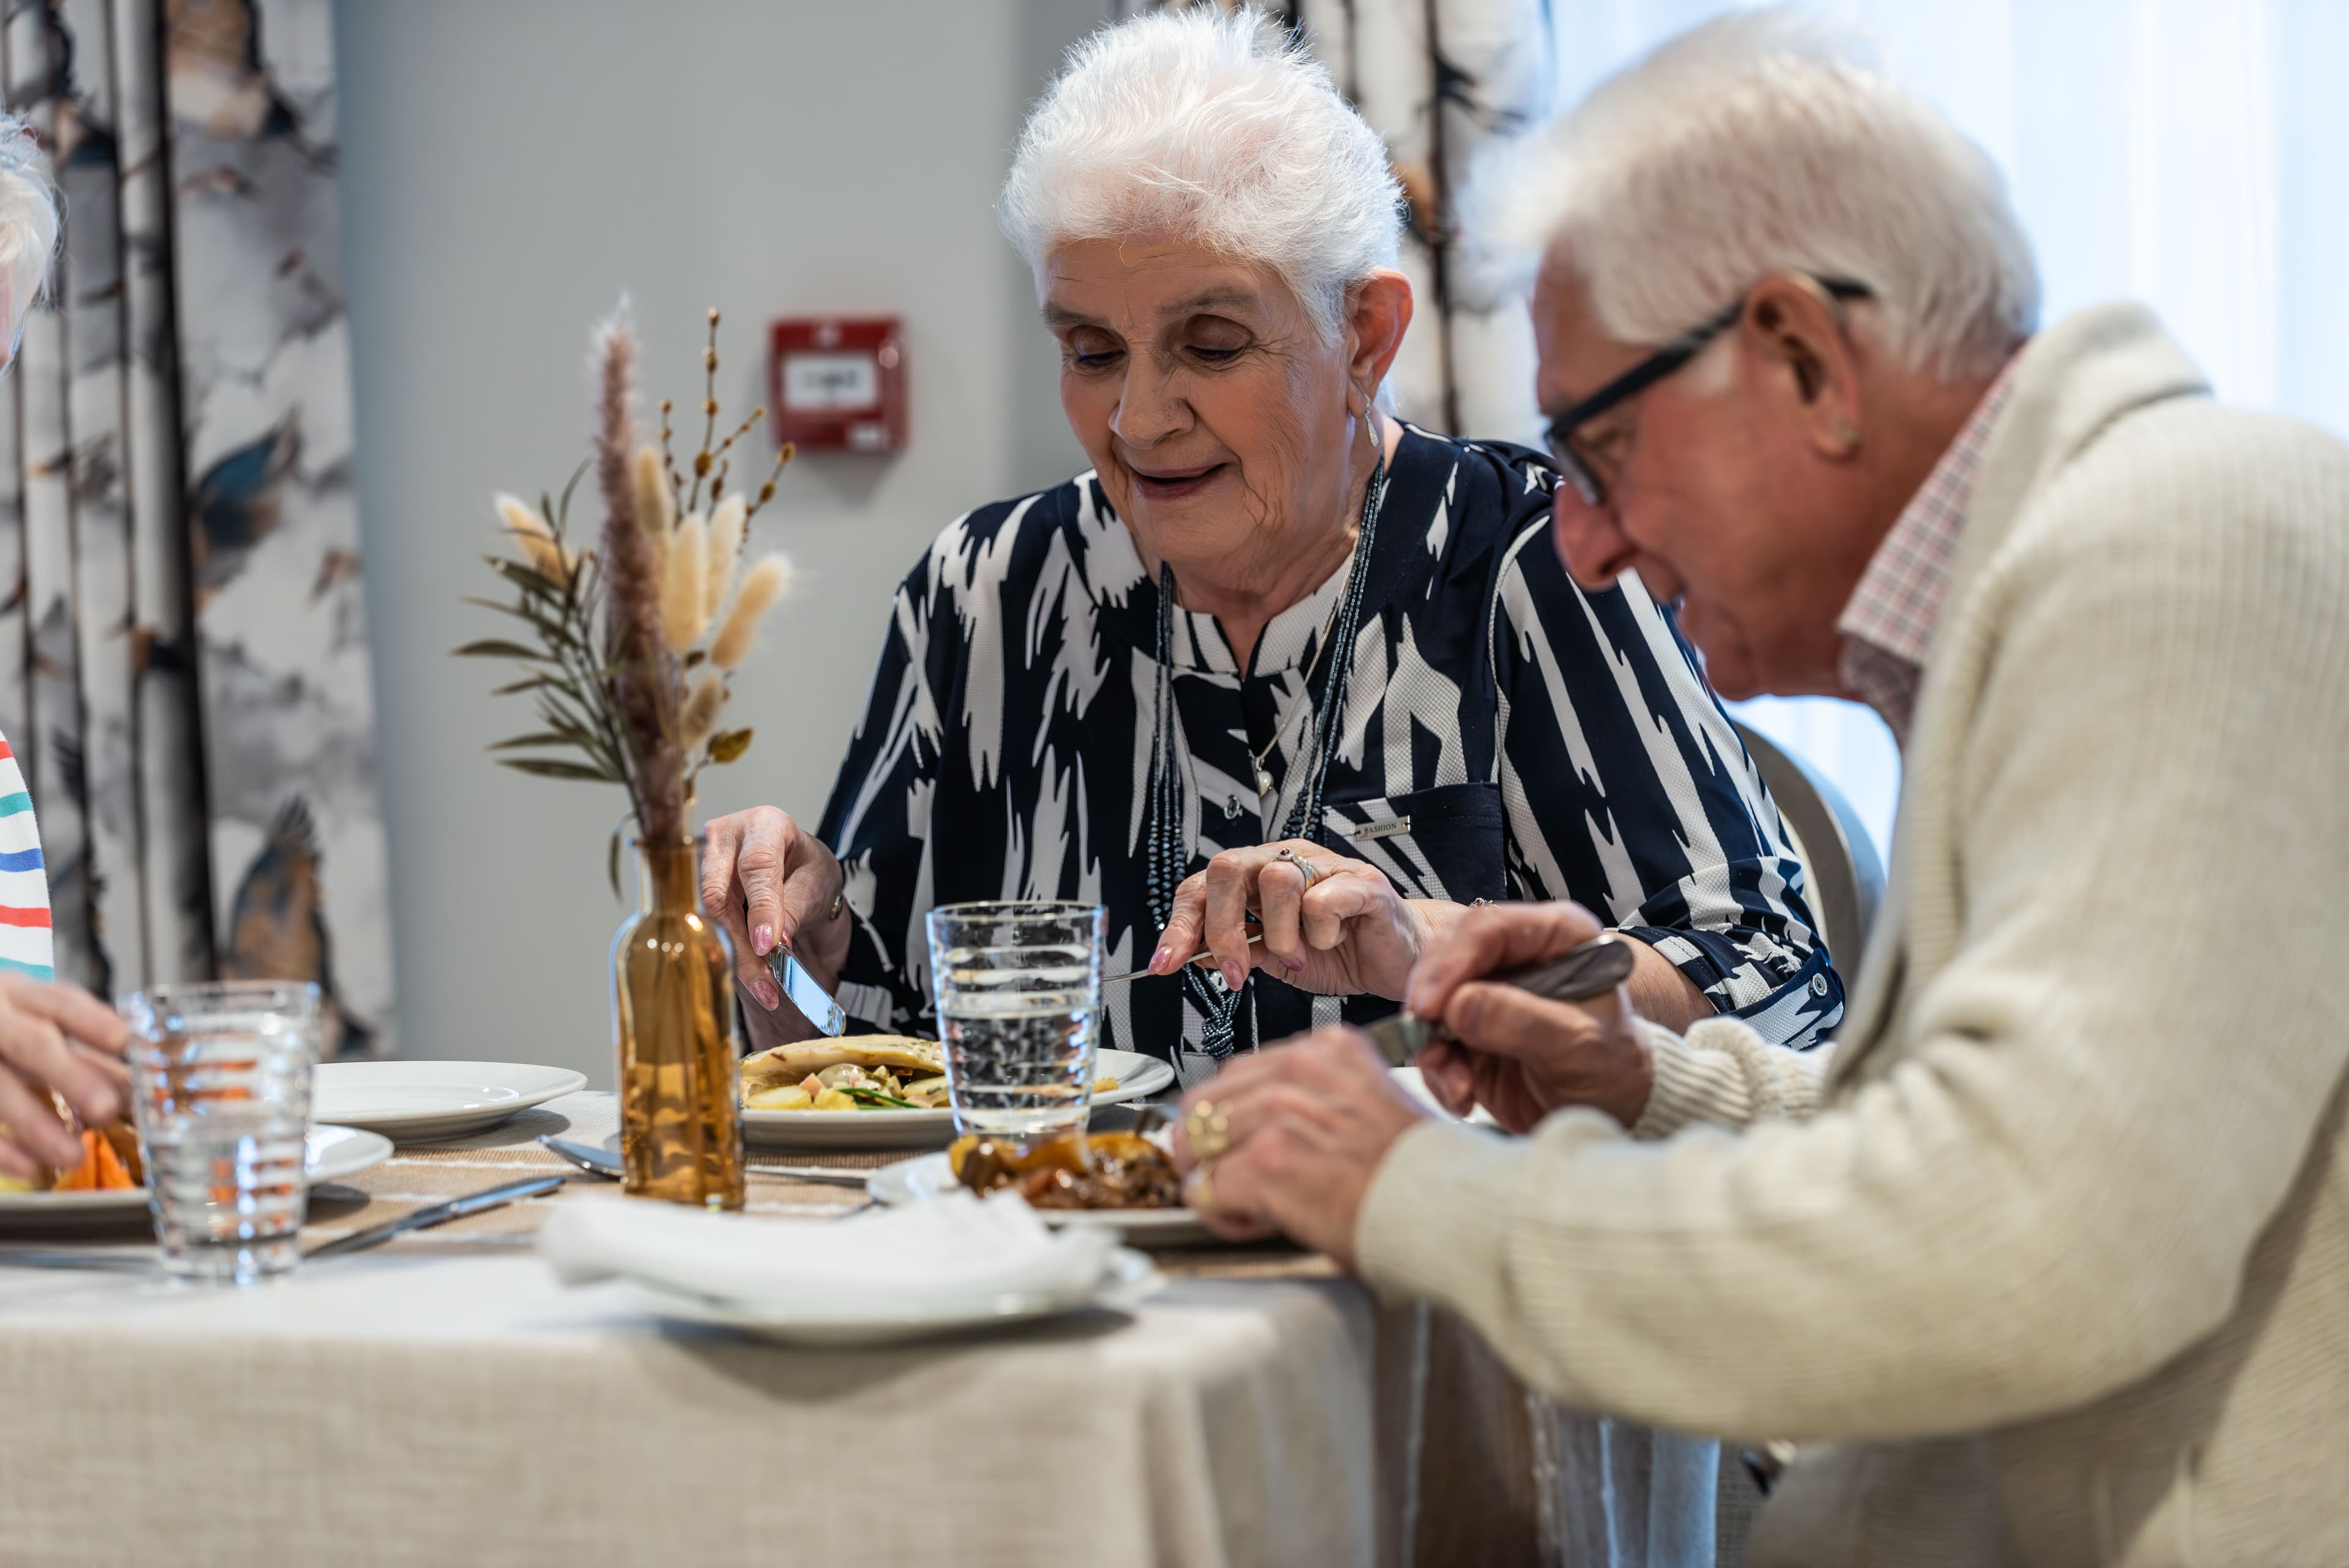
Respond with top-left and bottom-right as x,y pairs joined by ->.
950,1130 -> 1182,1209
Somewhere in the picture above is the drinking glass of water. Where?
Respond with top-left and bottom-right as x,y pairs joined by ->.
926,901 -> 1104,1142
119,981 -> 322,1284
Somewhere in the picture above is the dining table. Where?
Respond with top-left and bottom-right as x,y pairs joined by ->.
0,1090 -> 1638,1567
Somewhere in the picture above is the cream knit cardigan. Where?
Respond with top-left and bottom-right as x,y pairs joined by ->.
1356,303 -> 2349,1567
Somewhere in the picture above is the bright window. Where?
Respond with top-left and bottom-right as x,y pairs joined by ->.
1550,0 -> 2349,859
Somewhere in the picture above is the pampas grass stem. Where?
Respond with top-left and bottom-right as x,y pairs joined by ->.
591,306 -> 683,845
703,493 -> 744,622
662,512 -> 710,650
711,553 -> 794,671
680,672 -> 725,752
495,493 -> 571,584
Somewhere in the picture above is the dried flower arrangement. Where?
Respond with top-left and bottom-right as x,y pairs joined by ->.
459,305 -> 797,885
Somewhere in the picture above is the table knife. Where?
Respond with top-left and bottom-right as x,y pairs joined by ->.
1363,934 -> 1637,1067
538,1135 -> 871,1189
766,948 -> 845,1036
303,1174 -> 565,1260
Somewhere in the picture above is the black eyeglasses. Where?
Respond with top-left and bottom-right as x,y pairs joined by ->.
1542,277 -> 1874,507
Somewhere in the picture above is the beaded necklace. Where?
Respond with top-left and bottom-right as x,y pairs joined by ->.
1142,457 -> 1389,1058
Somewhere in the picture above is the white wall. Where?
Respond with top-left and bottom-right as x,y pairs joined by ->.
337,0 -> 1100,1083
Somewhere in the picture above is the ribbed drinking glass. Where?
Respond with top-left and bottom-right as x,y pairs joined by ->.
925,900 -> 1104,1142
120,980 -> 321,1284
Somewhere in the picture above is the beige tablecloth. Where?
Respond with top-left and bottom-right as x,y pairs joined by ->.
0,1092 -> 1570,1568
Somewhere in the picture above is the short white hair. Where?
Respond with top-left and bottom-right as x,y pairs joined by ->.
1469,9 -> 2038,380
1000,6 -> 1402,342
0,117 -> 56,355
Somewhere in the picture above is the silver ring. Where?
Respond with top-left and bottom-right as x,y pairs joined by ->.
1275,847 -> 1324,890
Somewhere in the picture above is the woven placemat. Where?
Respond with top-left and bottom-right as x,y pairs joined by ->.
299,1139 -> 883,1253
301,1127 -> 1323,1279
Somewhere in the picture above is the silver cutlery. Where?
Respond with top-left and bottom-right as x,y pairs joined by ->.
1105,930 -> 1263,986
0,1248 -> 156,1273
1364,933 -> 1638,1066
304,1174 -> 565,1260
538,1135 -> 873,1189
765,948 -> 846,1036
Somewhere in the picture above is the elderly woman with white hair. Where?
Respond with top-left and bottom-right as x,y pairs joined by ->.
0,120 -> 141,1186
703,7 -> 1841,1083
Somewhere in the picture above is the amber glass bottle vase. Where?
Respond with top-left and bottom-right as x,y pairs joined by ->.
612,836 -> 744,1209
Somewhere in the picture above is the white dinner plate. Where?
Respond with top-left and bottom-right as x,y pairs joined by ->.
867,1151 -> 1217,1247
0,1123 -> 395,1230
311,1060 -> 588,1142
1390,1065 -> 1499,1125
742,1048 -> 1176,1151
619,1246 -> 1162,1346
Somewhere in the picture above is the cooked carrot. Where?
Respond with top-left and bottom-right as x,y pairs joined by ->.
49,1130 -> 103,1192
89,1131 -> 133,1190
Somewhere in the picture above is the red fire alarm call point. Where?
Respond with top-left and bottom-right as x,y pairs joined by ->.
768,316 -> 907,453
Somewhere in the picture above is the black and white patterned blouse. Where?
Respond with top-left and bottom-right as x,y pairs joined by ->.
816,425 -> 1842,1085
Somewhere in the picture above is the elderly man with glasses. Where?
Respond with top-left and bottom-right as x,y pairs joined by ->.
1170,12 -> 2349,1565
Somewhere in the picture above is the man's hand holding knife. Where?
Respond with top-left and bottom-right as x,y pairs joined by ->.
1170,900 -> 1660,1265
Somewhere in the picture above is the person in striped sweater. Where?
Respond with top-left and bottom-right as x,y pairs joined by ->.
0,120 -> 136,1184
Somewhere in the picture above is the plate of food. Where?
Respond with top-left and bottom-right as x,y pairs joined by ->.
0,1123 -> 395,1232
869,1128 -> 1215,1246
738,1038 -> 1176,1150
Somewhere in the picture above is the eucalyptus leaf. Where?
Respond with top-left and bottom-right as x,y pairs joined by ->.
497,757 -> 619,782
491,675 -> 555,696
556,459 -> 589,530
462,596 -> 585,650
453,638 -> 554,661
607,826 -> 623,899
707,727 -> 753,765
486,732 -> 578,752
487,557 -> 563,598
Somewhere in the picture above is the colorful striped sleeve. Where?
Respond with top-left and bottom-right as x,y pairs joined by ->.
0,732 -> 53,981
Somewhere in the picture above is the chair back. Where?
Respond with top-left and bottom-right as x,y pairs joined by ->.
1729,719 -> 1886,994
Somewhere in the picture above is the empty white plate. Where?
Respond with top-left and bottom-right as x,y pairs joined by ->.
0,1124 -> 394,1230
311,1061 -> 588,1142
620,1246 -> 1162,1345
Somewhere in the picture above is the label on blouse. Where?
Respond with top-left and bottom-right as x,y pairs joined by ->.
1353,815 -> 1412,841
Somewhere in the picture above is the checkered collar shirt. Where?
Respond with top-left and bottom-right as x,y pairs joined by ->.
1836,359 -> 2020,745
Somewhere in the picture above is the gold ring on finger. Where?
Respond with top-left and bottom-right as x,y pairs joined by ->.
1185,1100 -> 1232,1164
1275,847 -> 1324,891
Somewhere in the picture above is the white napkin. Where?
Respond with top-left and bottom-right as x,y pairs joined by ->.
540,1188 -> 1117,1316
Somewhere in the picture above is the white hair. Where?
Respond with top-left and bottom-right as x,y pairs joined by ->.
0,117 -> 56,356
1468,9 -> 2038,380
999,6 -> 1403,343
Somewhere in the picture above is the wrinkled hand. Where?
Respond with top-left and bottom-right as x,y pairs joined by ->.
1403,901 -> 1654,1133
1167,1025 -> 1431,1266
0,975 -> 131,1183
699,806 -> 850,1037
1153,839 -> 1434,1000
